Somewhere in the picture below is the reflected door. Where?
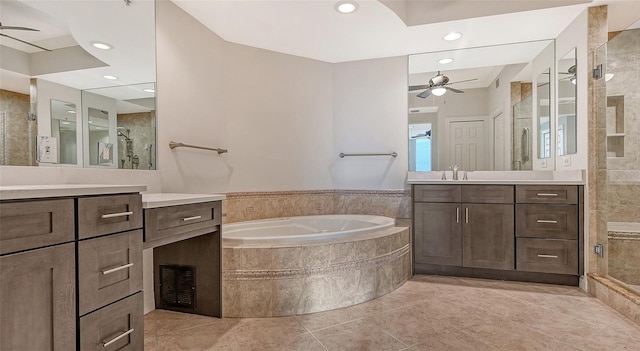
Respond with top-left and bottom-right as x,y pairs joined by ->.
447,120 -> 486,171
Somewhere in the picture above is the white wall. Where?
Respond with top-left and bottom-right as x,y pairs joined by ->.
332,57 -> 408,189
156,0 -> 406,192
555,9 -> 588,171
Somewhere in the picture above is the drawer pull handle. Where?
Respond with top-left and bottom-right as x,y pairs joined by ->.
102,263 -> 134,275
536,193 -> 558,197
537,254 -> 558,259
101,211 -> 134,219
102,328 -> 134,347
536,219 -> 558,224
182,215 -> 202,222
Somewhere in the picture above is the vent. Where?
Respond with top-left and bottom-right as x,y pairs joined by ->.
159,265 -> 196,309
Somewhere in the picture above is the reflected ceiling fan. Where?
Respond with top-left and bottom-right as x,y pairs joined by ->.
409,71 -> 477,98
0,21 -> 52,52
559,65 -> 577,85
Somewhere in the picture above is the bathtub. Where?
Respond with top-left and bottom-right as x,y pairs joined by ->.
223,214 -> 395,245
221,215 -> 410,317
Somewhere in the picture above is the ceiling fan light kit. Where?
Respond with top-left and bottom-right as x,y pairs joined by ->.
409,71 -> 478,99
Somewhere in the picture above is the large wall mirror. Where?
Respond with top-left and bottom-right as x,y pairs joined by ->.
0,0 -> 156,170
537,68 -> 552,160
557,48 -> 577,156
408,40 -> 555,172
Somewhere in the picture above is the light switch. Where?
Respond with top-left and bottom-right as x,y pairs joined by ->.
563,156 -> 572,167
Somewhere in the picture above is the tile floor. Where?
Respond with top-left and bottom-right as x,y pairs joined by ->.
144,275 -> 640,350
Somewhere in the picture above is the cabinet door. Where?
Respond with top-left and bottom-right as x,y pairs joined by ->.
414,203 -> 462,266
463,204 -> 514,270
0,243 -> 76,351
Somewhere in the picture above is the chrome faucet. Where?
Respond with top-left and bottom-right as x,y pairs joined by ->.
450,165 -> 459,180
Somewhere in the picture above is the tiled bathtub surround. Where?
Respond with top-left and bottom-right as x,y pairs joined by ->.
222,226 -> 411,317
223,189 -> 410,224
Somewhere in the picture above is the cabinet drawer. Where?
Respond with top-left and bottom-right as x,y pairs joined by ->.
80,292 -> 143,351
0,243 -> 76,351
461,185 -> 514,204
516,238 -> 578,275
516,185 -> 578,204
78,230 -> 143,315
516,204 -> 578,239
413,185 -> 461,203
0,199 -> 74,254
144,201 -> 222,243
78,194 -> 142,239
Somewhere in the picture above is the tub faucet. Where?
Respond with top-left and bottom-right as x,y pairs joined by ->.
450,165 -> 459,180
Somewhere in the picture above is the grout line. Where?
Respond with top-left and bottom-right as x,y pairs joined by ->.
307,330 -> 330,351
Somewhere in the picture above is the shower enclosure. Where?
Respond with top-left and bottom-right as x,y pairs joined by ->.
511,82 -> 533,170
595,23 -> 640,294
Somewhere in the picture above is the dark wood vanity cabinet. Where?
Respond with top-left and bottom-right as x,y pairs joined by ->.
412,183 -> 583,283
0,191 -> 144,351
413,185 -> 514,271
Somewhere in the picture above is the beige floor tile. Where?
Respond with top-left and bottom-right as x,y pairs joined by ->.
312,318 -> 407,351
400,330 -> 493,351
145,275 -> 640,351
363,304 -> 455,346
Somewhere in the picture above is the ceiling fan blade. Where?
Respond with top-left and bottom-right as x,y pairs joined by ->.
409,85 -> 430,91
0,25 -> 39,31
0,33 -> 51,51
445,86 -> 464,93
417,89 -> 432,98
447,78 -> 478,85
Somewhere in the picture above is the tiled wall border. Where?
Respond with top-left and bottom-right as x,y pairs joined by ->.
222,189 -> 410,223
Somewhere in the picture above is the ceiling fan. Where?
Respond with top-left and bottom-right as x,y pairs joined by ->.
0,22 -> 52,52
559,65 -> 577,84
409,71 -> 478,98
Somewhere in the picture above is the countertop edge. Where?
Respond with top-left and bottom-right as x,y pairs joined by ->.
0,184 -> 147,200
142,193 -> 226,208
406,180 -> 585,185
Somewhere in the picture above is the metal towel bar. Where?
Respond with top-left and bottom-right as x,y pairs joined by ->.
169,141 -> 227,154
339,152 -> 397,158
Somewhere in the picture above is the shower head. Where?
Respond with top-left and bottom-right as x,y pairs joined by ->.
117,130 -> 131,141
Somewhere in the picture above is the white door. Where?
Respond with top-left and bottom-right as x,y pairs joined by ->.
448,120 -> 487,171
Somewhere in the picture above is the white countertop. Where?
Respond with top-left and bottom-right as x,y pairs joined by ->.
407,170 -> 585,185
142,193 -> 226,208
0,184 -> 147,200
408,180 -> 585,185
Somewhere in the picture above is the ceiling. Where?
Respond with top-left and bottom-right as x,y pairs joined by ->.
171,0 -> 604,63
1,0 -> 639,96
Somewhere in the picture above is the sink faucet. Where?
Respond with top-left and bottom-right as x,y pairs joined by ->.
450,165 -> 459,180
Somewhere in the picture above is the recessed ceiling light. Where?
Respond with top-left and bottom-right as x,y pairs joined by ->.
443,32 -> 463,41
432,87 -> 447,96
66,110 -> 76,114
92,42 -> 112,50
143,88 -> 155,93
102,75 -> 118,80
438,58 -> 454,64
335,1 -> 358,14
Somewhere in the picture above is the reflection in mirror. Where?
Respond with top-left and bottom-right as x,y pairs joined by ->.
408,40 -> 555,171
511,82 -> 533,170
558,48 -> 577,156
50,99 -> 77,165
0,0 -> 156,169
87,107 -> 111,166
537,68 -> 551,159
83,83 -> 156,170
